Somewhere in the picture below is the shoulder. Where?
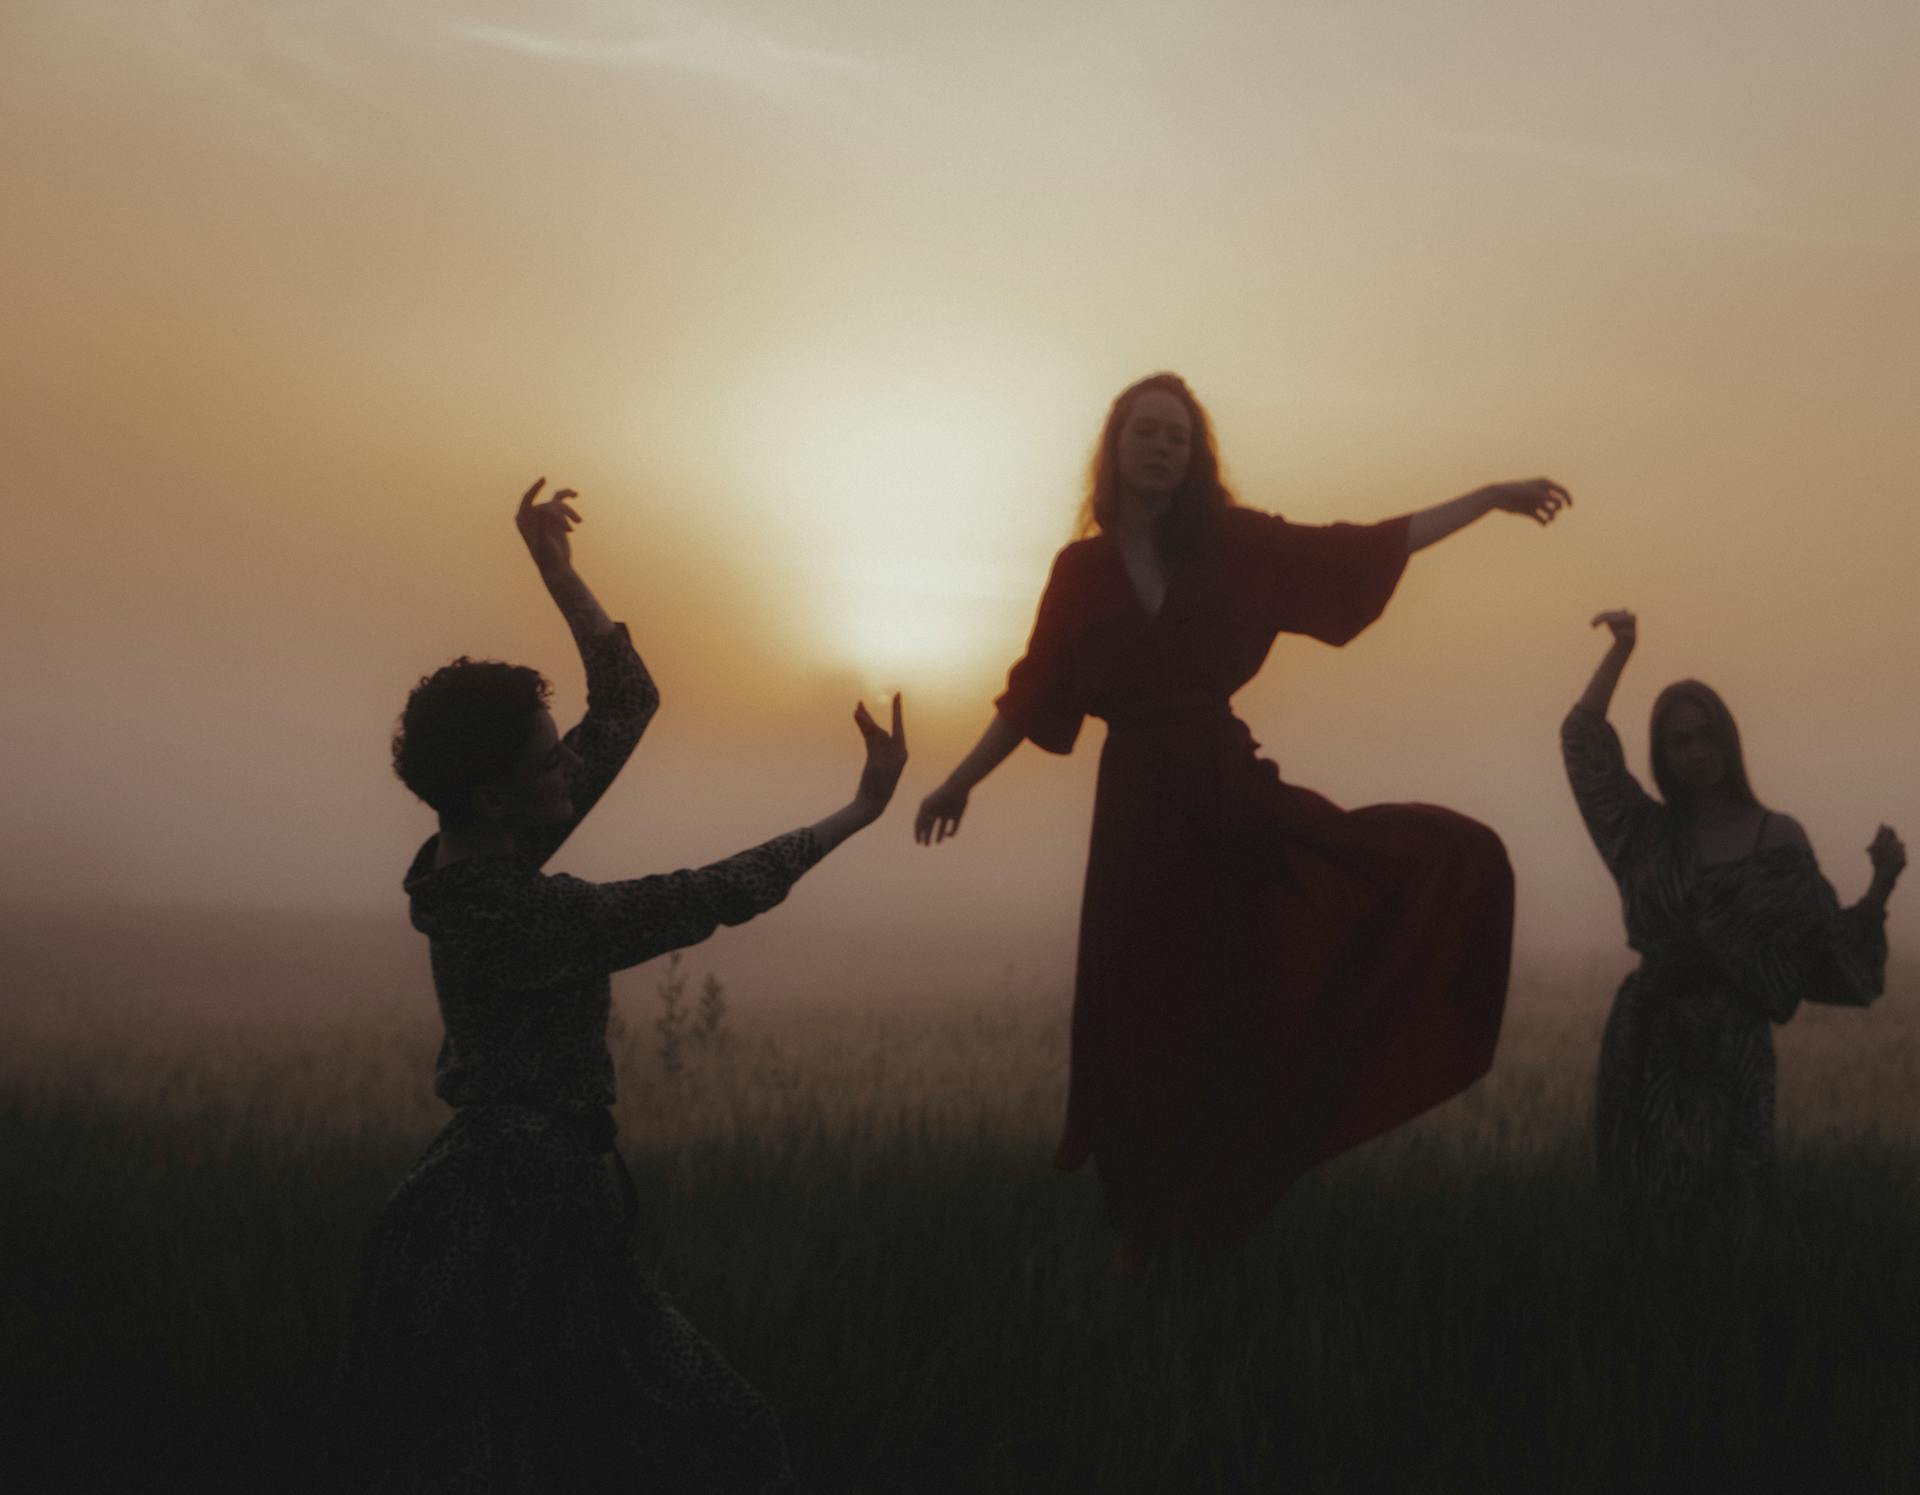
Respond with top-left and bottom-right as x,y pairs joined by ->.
1760,811 -> 1813,854
1221,505 -> 1281,541
1046,536 -> 1107,585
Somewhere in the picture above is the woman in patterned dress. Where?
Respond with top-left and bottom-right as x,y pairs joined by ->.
913,371 -> 1568,1271
333,478 -> 907,1493
1563,608 -> 1904,1206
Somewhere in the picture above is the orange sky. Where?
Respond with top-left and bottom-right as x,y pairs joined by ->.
4,1 -> 1916,995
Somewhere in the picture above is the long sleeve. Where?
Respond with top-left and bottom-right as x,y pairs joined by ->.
993,546 -> 1086,755
413,829 -> 823,1110
1560,704 -> 1660,881
449,828 -> 824,992
1242,510 -> 1409,647
1700,850 -> 1889,1022
520,623 -> 661,869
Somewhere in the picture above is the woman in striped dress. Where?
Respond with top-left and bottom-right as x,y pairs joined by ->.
1562,608 -> 1904,1206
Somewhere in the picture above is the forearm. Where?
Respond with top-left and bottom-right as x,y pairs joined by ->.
1577,641 -> 1634,717
944,713 -> 1024,793
809,800 -> 880,855
1858,873 -> 1898,919
1402,488 -> 1495,555
540,562 -> 616,641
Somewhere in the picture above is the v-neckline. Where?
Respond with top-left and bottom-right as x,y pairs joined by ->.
1108,534 -> 1170,624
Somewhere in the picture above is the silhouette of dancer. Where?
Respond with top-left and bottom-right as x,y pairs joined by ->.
1564,609 -> 1902,1206
915,372 -> 1566,1269
334,479 -> 906,1492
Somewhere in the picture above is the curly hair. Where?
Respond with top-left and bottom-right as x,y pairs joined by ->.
391,658 -> 552,825
1074,371 -> 1236,562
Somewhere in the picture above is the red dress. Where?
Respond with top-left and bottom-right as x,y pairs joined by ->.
997,507 -> 1513,1247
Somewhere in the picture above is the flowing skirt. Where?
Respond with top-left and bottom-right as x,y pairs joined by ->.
332,1104 -> 790,1494
1057,712 -> 1514,1247
1595,967 -> 1778,1206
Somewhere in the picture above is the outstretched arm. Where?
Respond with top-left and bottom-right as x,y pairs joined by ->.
1560,610 -> 1655,877
811,694 -> 910,853
1401,478 -> 1570,555
513,478 -> 659,868
486,696 -> 908,985
915,713 -> 1024,845
518,477 -> 615,641
1578,610 -> 1636,717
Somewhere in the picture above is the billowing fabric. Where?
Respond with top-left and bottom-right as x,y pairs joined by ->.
1561,703 -> 1887,1205
997,507 -> 1515,1247
335,1106 -> 790,1495
336,622 -> 817,1492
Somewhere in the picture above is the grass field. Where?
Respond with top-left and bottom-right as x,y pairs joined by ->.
2,906 -> 1916,1493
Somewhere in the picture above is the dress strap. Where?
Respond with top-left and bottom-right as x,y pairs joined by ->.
1753,810 -> 1771,854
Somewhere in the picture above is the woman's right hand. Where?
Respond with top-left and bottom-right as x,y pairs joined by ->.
516,477 -> 581,574
1591,610 -> 1637,650
915,781 -> 970,845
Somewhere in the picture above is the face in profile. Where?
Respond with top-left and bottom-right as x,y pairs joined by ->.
1659,700 -> 1723,798
483,709 -> 580,828
1115,388 -> 1193,511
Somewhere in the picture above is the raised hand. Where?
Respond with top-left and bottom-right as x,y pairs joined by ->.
853,694 -> 908,821
1481,478 -> 1571,525
1590,609 -> 1637,650
915,781 -> 969,845
1868,825 -> 1906,886
516,477 -> 582,574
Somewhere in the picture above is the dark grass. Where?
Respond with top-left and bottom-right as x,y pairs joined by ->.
4,1083 -> 1918,1494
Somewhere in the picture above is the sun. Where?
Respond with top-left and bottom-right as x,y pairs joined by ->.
731,353 -> 1079,698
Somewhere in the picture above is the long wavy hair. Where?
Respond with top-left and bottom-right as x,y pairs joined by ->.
1649,679 -> 1759,816
1073,372 -> 1236,562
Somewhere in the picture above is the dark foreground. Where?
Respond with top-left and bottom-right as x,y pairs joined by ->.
3,907 -> 1916,1492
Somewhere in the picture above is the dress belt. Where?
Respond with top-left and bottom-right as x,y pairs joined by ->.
470,1097 -> 641,1245
1103,698 -> 1239,734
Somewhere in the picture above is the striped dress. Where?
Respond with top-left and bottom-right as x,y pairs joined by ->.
1560,704 -> 1887,1205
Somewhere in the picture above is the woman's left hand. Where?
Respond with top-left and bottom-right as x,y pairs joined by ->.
1868,824 -> 1906,885
852,694 -> 908,822
1480,478 -> 1571,525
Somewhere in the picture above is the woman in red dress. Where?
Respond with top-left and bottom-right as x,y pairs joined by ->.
915,372 -> 1569,1268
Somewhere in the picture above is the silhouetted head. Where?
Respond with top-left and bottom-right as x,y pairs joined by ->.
1650,680 -> 1757,814
1077,372 -> 1235,559
392,659 -> 580,832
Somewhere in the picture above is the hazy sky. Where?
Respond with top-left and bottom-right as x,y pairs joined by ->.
5,0 -> 1916,992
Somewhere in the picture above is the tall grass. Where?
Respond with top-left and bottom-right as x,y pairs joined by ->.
1,907 -> 1915,1493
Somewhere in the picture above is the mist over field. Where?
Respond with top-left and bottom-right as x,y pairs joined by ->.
5,903 -> 1917,1492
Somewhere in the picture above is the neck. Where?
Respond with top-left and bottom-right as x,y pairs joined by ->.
1109,484 -> 1165,543
1687,789 -> 1745,824
435,819 -> 519,866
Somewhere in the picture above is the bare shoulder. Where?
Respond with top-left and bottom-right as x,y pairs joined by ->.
1761,811 -> 1813,853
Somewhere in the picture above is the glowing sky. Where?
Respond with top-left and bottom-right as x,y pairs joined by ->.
4,1 -> 1916,992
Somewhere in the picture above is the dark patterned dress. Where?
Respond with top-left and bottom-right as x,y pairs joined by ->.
1561,704 -> 1887,1205
996,507 -> 1515,1248
335,622 -> 820,1493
